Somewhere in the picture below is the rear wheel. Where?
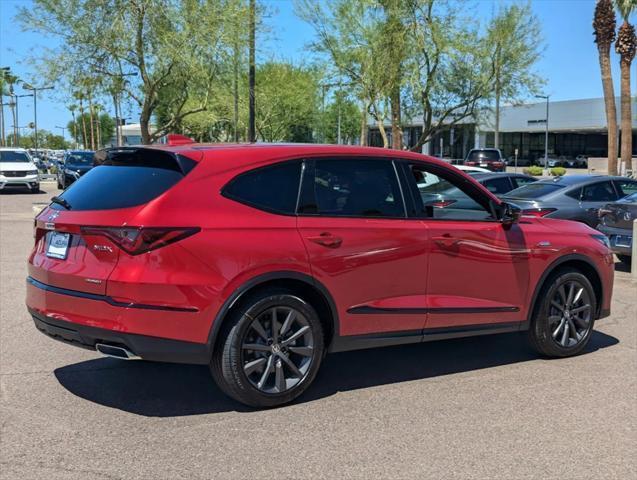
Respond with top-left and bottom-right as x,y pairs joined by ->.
528,268 -> 596,357
210,289 -> 324,408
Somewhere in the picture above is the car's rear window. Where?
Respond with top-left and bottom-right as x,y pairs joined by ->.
51,150 -> 195,211
65,152 -> 94,165
505,183 -> 565,199
466,150 -> 500,161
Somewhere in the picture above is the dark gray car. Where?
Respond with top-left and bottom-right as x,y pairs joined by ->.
597,191 -> 637,263
501,175 -> 637,227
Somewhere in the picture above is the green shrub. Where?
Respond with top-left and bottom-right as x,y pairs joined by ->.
550,167 -> 566,176
524,166 -> 543,176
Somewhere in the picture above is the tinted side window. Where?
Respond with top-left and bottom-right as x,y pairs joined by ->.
301,159 -> 404,218
582,181 -> 617,202
223,161 -> 302,214
483,177 -> 513,194
565,187 -> 582,200
614,179 -> 637,197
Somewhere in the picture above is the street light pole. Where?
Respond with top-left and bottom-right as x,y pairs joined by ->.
535,94 -> 550,170
22,83 -> 54,155
13,93 -> 34,147
55,125 -> 66,140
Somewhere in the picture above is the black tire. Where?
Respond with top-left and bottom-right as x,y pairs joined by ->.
528,268 -> 596,358
57,179 -> 63,190
210,288 -> 324,408
30,186 -> 40,194
617,254 -> 631,265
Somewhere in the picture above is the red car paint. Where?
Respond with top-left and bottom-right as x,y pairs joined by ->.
26,144 -> 614,356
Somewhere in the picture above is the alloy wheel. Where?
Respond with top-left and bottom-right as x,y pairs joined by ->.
548,280 -> 592,348
241,306 -> 314,394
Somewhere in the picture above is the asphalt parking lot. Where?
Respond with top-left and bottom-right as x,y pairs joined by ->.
1,184 -> 636,480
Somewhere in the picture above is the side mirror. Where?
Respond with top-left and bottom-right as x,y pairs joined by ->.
501,201 -> 521,228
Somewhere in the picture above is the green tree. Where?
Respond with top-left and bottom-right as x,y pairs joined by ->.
486,2 -> 543,149
614,0 -> 636,172
19,0 -> 244,144
67,113 -> 115,149
594,0 -> 619,175
255,62 -> 320,142
318,91 -> 362,144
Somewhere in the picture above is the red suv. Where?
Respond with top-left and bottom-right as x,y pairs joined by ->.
27,144 -> 614,407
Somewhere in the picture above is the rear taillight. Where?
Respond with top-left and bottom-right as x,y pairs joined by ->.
431,199 -> 457,208
521,208 -> 557,218
81,226 -> 200,255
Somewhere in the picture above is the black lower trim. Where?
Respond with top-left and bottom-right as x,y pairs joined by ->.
347,305 -> 519,315
329,321 -> 524,353
30,309 -> 210,364
27,276 -> 198,313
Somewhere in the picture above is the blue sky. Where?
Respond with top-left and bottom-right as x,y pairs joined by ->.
0,0 -> 631,138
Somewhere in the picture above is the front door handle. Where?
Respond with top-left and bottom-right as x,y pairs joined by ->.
432,233 -> 457,248
307,232 -> 343,248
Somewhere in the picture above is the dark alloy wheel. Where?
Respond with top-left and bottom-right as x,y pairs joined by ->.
242,306 -> 315,394
528,268 -> 597,357
211,289 -> 324,408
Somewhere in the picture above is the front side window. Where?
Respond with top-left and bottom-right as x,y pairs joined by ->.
614,179 -> 637,198
582,181 -> 616,202
223,161 -> 302,215
300,159 -> 404,218
409,165 -> 495,221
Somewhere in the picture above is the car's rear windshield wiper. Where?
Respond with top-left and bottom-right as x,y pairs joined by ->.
50,196 -> 72,210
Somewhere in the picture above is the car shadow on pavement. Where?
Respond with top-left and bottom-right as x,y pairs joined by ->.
54,330 -> 619,416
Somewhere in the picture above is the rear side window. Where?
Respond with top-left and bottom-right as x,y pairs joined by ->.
223,161 -> 302,215
300,158 -> 404,218
51,149 -> 195,211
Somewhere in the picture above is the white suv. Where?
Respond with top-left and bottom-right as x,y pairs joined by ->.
0,148 -> 40,193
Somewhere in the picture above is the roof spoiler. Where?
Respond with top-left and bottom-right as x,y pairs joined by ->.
93,147 -> 197,175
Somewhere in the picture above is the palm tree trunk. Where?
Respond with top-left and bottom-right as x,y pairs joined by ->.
390,86 -> 402,149
79,100 -> 88,149
599,51 -> 618,175
0,93 -> 5,146
619,59 -> 632,173
494,84 -> 500,149
360,102 -> 368,146
87,92 -> 95,150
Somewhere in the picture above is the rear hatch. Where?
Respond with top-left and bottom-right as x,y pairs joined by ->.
29,148 -> 198,295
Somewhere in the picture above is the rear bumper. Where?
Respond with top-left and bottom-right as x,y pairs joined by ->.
30,309 -> 210,364
26,276 -> 213,349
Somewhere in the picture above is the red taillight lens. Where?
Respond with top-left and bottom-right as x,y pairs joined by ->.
521,208 -> 557,218
81,226 -> 200,255
431,199 -> 457,208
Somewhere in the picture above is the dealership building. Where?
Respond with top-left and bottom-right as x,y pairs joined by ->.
368,97 -> 637,162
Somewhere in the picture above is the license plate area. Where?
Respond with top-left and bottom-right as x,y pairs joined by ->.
46,232 -> 71,259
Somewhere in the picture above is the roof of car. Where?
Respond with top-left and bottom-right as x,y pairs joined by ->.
107,143 -> 453,170
534,175 -> 625,186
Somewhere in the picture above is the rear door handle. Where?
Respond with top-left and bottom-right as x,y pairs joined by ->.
306,232 -> 343,248
432,234 -> 457,248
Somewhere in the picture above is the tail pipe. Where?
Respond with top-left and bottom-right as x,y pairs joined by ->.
95,343 -> 141,360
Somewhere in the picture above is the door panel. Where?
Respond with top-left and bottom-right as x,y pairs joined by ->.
424,220 -> 531,328
298,217 -> 428,336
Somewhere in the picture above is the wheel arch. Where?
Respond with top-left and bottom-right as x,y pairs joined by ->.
208,271 -> 338,353
526,253 -> 604,328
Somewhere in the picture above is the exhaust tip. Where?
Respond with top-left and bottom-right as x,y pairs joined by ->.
95,343 -> 141,360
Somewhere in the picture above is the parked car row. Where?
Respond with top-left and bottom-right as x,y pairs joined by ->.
457,149 -> 590,170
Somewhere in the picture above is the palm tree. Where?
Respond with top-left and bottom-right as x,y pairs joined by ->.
593,0 -> 619,175
68,104 -> 77,148
614,0 -> 636,173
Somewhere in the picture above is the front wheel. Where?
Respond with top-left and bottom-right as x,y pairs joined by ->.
211,290 -> 324,408
528,268 -> 596,358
